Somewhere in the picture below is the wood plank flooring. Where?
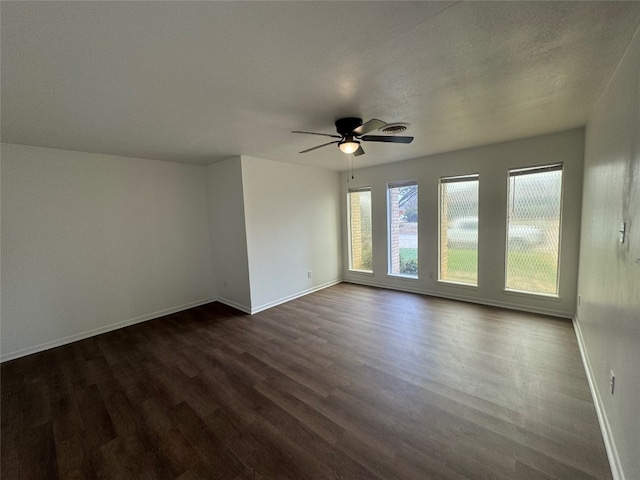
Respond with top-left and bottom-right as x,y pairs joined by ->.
1,283 -> 611,479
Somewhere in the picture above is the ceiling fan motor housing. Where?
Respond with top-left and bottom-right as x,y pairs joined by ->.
335,117 -> 363,136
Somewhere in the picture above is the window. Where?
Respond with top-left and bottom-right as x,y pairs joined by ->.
387,181 -> 418,277
506,164 -> 562,295
348,187 -> 373,272
439,174 -> 479,285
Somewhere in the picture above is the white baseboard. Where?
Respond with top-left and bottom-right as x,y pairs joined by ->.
215,297 -> 252,314
0,298 -> 214,363
573,316 -> 623,480
1,281 -> 344,362
343,278 -> 572,318
249,279 -> 343,315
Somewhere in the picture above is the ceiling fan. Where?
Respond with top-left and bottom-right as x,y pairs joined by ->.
292,117 -> 413,156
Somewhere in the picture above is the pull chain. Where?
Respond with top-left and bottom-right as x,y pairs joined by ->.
345,154 -> 355,182
346,154 -> 349,183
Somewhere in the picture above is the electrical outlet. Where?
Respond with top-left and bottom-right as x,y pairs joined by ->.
307,271 -> 312,279
578,295 -> 581,306
610,370 -> 615,395
429,271 -> 434,279
223,281 -> 227,288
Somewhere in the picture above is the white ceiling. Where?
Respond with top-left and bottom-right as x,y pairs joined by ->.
2,1 -> 639,171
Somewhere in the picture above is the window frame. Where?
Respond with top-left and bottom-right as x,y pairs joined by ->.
504,163 -> 564,297
347,187 -> 373,274
386,180 -> 419,279
438,173 -> 480,287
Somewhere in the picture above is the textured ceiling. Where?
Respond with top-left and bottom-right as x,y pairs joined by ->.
2,1 -> 639,171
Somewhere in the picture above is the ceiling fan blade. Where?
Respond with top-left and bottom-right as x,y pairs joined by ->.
299,140 -> 340,154
353,119 -> 386,136
353,145 -> 365,157
292,130 -> 341,138
361,135 -> 414,144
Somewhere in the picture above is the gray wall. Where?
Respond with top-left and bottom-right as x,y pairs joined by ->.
241,156 -> 342,313
206,155 -> 342,314
206,157 -> 252,311
1,149 -> 343,359
1,143 -> 214,360
342,129 -> 584,318
577,26 -> 640,480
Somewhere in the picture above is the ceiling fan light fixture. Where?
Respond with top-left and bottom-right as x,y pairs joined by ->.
339,137 -> 360,154
293,117 -> 413,156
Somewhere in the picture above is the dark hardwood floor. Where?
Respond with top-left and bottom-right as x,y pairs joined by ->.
1,283 -> 611,479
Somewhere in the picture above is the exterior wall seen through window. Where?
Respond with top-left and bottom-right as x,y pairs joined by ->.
388,182 -> 418,278
348,188 -> 372,272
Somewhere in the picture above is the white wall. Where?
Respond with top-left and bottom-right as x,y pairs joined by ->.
241,156 -> 342,312
342,129 -> 584,318
1,143 -> 214,361
1,148 -> 342,359
577,26 -> 640,480
205,157 -> 252,312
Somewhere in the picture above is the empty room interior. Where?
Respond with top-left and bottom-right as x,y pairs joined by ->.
1,2 -> 639,480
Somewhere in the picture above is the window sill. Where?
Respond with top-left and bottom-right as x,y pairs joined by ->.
503,289 -> 560,301
437,280 -> 478,289
347,269 -> 374,276
387,273 -> 419,281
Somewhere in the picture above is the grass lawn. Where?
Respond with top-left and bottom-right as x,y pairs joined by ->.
506,250 -> 558,293
395,247 -> 557,293
399,247 -> 417,262
442,249 -> 478,283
